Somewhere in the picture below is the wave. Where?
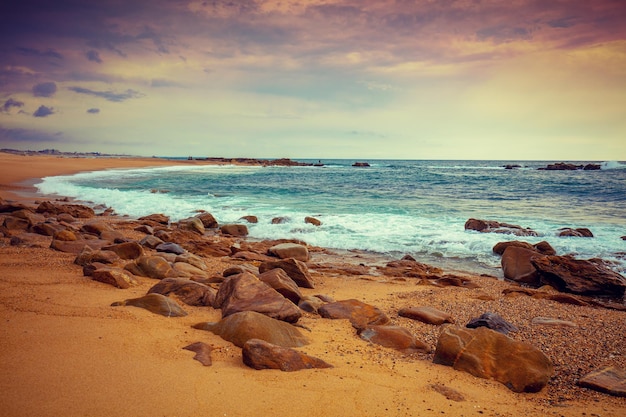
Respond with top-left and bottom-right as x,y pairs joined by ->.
601,161 -> 626,170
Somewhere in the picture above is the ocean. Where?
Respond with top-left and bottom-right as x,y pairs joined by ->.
36,159 -> 626,275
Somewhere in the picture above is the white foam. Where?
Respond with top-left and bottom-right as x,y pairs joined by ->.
601,161 -> 626,170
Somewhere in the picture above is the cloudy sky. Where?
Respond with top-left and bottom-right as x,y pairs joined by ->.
0,0 -> 625,160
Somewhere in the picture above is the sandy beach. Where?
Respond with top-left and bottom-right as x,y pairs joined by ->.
1,152 -> 624,417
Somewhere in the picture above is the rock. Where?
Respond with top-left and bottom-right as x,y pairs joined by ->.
193,311 -> 309,348
36,201 -> 95,218
172,262 -> 209,279
304,216 -> 322,226
430,384 -> 465,402
583,164 -> 601,170
501,246 -> 543,285
148,277 -> 216,306
214,272 -> 302,323
240,215 -> 258,223
466,312 -> 519,335
558,227 -> 593,237
111,293 -> 187,317
578,366 -> 626,397
134,224 -> 154,234
178,217 -> 205,234
352,162 -> 370,167
271,216 -> 289,224
318,299 -> 390,329
223,264 -> 259,277
298,295 -> 326,313
531,255 -> 626,298
358,325 -> 430,353
534,241 -> 557,255
138,213 -> 170,225
3,216 -> 30,231
175,253 -> 207,271
231,251 -> 275,262
398,306 -> 454,325
539,162 -> 582,170
103,241 -> 143,260
125,255 -> 175,279
464,218 -> 538,237
492,240 -> 556,256
31,221 -> 65,236
258,268 -> 302,304
74,246 -> 120,266
156,242 -> 185,255
91,267 -> 138,289
242,339 -> 332,371
502,287 -> 590,306
50,238 -> 110,254
80,221 -> 113,237
268,242 -> 309,262
53,229 -> 78,241
531,317 -> 578,328
220,224 -> 248,236
139,235 -> 164,249
433,326 -> 553,393
183,342 -> 213,366
194,212 -> 218,229
258,258 -> 315,289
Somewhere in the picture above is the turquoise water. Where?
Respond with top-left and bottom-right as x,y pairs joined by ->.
37,160 -> 626,274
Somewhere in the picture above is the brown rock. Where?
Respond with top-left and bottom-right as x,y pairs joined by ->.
242,339 -> 332,371
103,241 -> 143,260
148,277 -> 216,306
531,255 -> 626,297
138,213 -> 170,225
258,268 -> 302,304
464,218 -> 538,237
178,217 -> 205,234
558,227 -> 594,237
50,238 -> 110,254
268,242 -> 309,262
111,293 -> 187,317
193,311 -> 309,348
220,224 -> 248,236
214,272 -> 302,323
271,217 -> 289,224
139,235 -> 164,249
501,246 -> 543,285
183,342 -> 213,366
125,255 -> 175,279
433,326 -> 553,393
92,267 -> 138,289
578,366 -> 626,397
398,306 -> 454,325
3,216 -> 30,231
31,221 -> 66,237
358,325 -> 430,353
304,216 -> 322,226
298,295 -> 326,313
74,246 -> 120,266
53,229 -> 77,241
259,258 -> 315,289
318,299 -> 390,329
194,212 -> 218,229
80,221 -> 113,236
240,215 -> 258,223
430,384 -> 465,402
466,312 -> 519,335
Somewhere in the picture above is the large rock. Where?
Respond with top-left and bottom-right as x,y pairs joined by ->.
214,272 -> 302,323
193,311 -> 309,348
492,240 -> 556,256
433,326 -> 553,393
220,224 -> 248,237
501,246 -> 544,285
172,262 -> 209,279
178,217 -> 205,234
558,227 -> 593,237
398,306 -> 455,325
258,268 -> 302,304
242,339 -> 332,371
194,212 -> 218,229
138,213 -> 170,225
531,255 -> 626,298
91,267 -> 138,289
111,293 -> 187,317
358,325 -> 430,353
318,299 -> 390,329
465,218 -> 538,237
578,366 -> 626,397
103,241 -> 143,260
36,201 -> 95,218
466,312 -> 519,335
258,258 -> 315,289
125,255 -> 175,279
148,278 -> 216,306
268,242 -> 309,262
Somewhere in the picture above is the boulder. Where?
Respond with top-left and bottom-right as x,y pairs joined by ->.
91,267 -> 138,289
268,242 -> 309,262
125,255 -> 175,279
492,240 -> 556,256
111,293 -> 187,317
304,216 -> 322,226
298,295 -> 326,314
358,325 -> 430,353
195,212 -> 218,229
466,312 -> 519,335
156,242 -> 186,255
242,339 -> 333,371
501,246 -> 543,285
175,253 -> 208,271
398,306 -> 454,325
220,224 -> 248,237
148,277 -> 216,306
531,255 -> 626,298
240,215 -> 258,223
172,262 -> 209,279
53,229 -> 78,241
433,326 -> 553,393
139,235 -> 164,249
80,221 -> 113,236
50,238 -> 110,254
223,264 -> 259,277
103,241 -> 143,260
318,299 -> 390,329
138,213 -> 170,225
134,224 -> 154,235
193,311 -> 309,348
258,268 -> 303,304
214,272 -> 302,323
578,366 -> 626,397
74,246 -> 120,266
558,227 -> 593,237
271,217 -> 289,224
259,258 -> 315,289
178,217 -> 205,234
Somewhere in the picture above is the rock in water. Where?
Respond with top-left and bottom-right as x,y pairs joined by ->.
433,326 -> 553,393
111,293 -> 187,317
193,311 -> 309,348
242,339 -> 332,371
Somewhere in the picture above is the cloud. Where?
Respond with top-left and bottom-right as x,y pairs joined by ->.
86,50 -> 103,63
2,98 -> 25,112
32,81 -> 57,97
0,127 -> 63,143
87,108 -> 100,114
15,47 -> 63,60
150,78 -> 182,88
67,86 -> 144,102
33,105 -> 55,117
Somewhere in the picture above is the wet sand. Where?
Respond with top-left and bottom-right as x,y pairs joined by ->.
0,152 -> 624,417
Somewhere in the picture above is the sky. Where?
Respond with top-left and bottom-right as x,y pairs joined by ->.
0,0 -> 625,160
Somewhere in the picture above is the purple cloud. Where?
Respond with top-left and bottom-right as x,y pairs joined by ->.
87,108 -> 100,114
33,105 -> 55,117
33,81 -> 57,97
86,50 -> 103,63
67,86 -> 144,102
2,98 -> 24,112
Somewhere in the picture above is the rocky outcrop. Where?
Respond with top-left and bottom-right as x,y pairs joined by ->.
465,218 -> 538,237
319,299 -> 390,329
242,339 -> 332,371
194,212 -> 218,229
434,326 -> 553,393
193,311 -> 309,348
538,162 -> 601,171
531,255 -> 626,298
138,213 -> 170,225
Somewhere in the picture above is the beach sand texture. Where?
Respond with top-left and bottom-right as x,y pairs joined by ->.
1,152 -> 624,417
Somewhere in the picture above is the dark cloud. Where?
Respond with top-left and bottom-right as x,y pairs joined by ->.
67,86 -> 144,102
2,98 -> 25,112
86,108 -> 100,114
0,127 -> 63,144
33,105 -> 55,117
15,46 -> 63,60
33,81 -> 57,97
86,50 -> 103,63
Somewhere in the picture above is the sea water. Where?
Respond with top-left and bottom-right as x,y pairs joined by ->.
36,160 -> 626,275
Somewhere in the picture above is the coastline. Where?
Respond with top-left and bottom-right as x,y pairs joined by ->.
1,152 -> 625,417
